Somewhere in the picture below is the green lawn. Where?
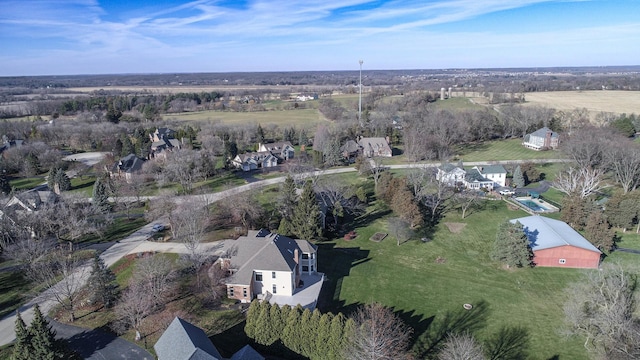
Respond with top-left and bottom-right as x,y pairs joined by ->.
456,139 -> 566,162
318,198 -> 588,359
0,270 -> 30,318
69,176 -> 96,196
8,176 -> 45,190
432,97 -> 489,111
616,232 -> 640,250
162,108 -> 327,130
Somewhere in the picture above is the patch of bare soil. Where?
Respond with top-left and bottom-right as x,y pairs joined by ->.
369,232 -> 387,242
444,222 -> 466,233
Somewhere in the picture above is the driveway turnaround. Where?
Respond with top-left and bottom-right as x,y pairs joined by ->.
51,319 -> 153,360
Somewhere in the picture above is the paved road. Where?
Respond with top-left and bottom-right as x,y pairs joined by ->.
0,158 -> 571,353
51,319 -> 153,360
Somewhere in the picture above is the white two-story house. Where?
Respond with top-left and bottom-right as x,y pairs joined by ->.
222,230 -> 321,308
473,165 -> 507,188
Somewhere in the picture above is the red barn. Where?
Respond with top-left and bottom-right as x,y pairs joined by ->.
510,216 -> 601,269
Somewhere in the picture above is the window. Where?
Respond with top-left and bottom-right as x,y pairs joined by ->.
228,287 -> 234,297
559,259 -> 566,264
243,288 -> 247,298
272,271 -> 276,279
311,265 -> 314,272
302,253 -> 309,259
272,284 -> 277,294
255,272 -> 263,281
302,265 -> 309,272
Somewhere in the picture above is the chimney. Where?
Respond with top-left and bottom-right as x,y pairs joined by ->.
545,130 -> 552,148
294,248 -> 299,264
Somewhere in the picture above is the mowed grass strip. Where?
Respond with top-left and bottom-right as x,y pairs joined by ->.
163,108 -> 327,129
456,139 -> 566,162
320,200 -> 587,360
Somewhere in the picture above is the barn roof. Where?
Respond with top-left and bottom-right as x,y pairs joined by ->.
510,216 -> 601,253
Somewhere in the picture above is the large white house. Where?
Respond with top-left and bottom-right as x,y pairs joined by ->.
473,165 -> 507,188
438,163 -> 507,190
523,127 -> 560,150
221,230 -> 322,309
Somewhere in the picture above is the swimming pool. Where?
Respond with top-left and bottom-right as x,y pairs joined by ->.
517,199 -> 550,212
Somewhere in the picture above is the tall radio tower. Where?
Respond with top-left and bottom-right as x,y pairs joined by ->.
358,59 -> 363,126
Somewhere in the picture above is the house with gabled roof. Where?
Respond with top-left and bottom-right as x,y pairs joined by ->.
150,127 -> 177,143
155,317 -> 263,360
358,137 -> 392,157
221,230 -> 323,309
110,153 -> 145,182
436,163 -> 466,185
473,165 -> 507,187
510,216 -> 601,269
258,141 -> 295,161
523,127 -> 560,150
463,168 -> 495,190
231,151 -> 278,172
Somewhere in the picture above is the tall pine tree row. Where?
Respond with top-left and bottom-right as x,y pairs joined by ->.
245,301 -> 352,360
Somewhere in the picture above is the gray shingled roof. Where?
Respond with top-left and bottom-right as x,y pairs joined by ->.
226,232 -> 303,286
230,345 -> 265,360
465,168 -> 491,183
154,317 -> 222,360
116,153 -> 145,173
529,127 -> 559,138
510,216 -> 601,253
478,164 -> 506,174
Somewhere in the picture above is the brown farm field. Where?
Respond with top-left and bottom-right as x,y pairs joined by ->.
523,90 -> 640,115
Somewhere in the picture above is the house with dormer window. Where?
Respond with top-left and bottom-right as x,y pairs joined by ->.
220,230 -> 323,309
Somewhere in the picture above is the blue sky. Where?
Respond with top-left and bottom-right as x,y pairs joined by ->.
1,0 -> 639,76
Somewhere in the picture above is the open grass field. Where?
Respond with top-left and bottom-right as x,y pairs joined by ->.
455,139 -> 567,162
319,198 -> 588,359
163,108 -> 328,130
523,90 -> 640,116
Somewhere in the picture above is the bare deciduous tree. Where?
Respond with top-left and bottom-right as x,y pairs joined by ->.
114,282 -> 154,342
564,264 -> 640,359
605,142 -> 640,194
438,332 -> 485,360
387,217 -> 413,246
346,302 -> 413,360
553,166 -> 608,199
132,255 -> 176,309
28,249 -> 87,322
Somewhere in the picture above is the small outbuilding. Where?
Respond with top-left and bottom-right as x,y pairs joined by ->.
510,216 -> 601,269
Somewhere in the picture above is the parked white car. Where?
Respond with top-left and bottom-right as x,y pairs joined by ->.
499,189 -> 515,196
152,223 -> 165,232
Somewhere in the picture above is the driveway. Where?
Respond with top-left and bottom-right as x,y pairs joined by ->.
51,319 -> 153,360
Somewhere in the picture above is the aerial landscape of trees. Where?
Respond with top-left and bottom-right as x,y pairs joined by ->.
2,68 -> 640,359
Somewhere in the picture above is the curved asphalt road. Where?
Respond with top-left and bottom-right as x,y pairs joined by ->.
0,157 -> 572,357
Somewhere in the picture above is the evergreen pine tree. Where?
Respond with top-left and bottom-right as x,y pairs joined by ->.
87,254 -> 117,307
253,301 -> 273,345
512,165 -> 525,188
0,171 -> 11,196
491,220 -> 533,268
291,181 -> 322,241
327,313 -> 347,360
278,176 -> 297,222
47,167 -> 56,190
121,135 -> 134,157
244,300 -> 260,339
24,153 -> 41,176
92,177 -> 110,213
313,312 -> 334,359
263,303 -> 282,345
54,169 -> 71,192
281,305 -> 303,354
585,211 -> 615,254
30,304 -> 65,359
297,308 -> 314,357
11,311 -> 32,360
